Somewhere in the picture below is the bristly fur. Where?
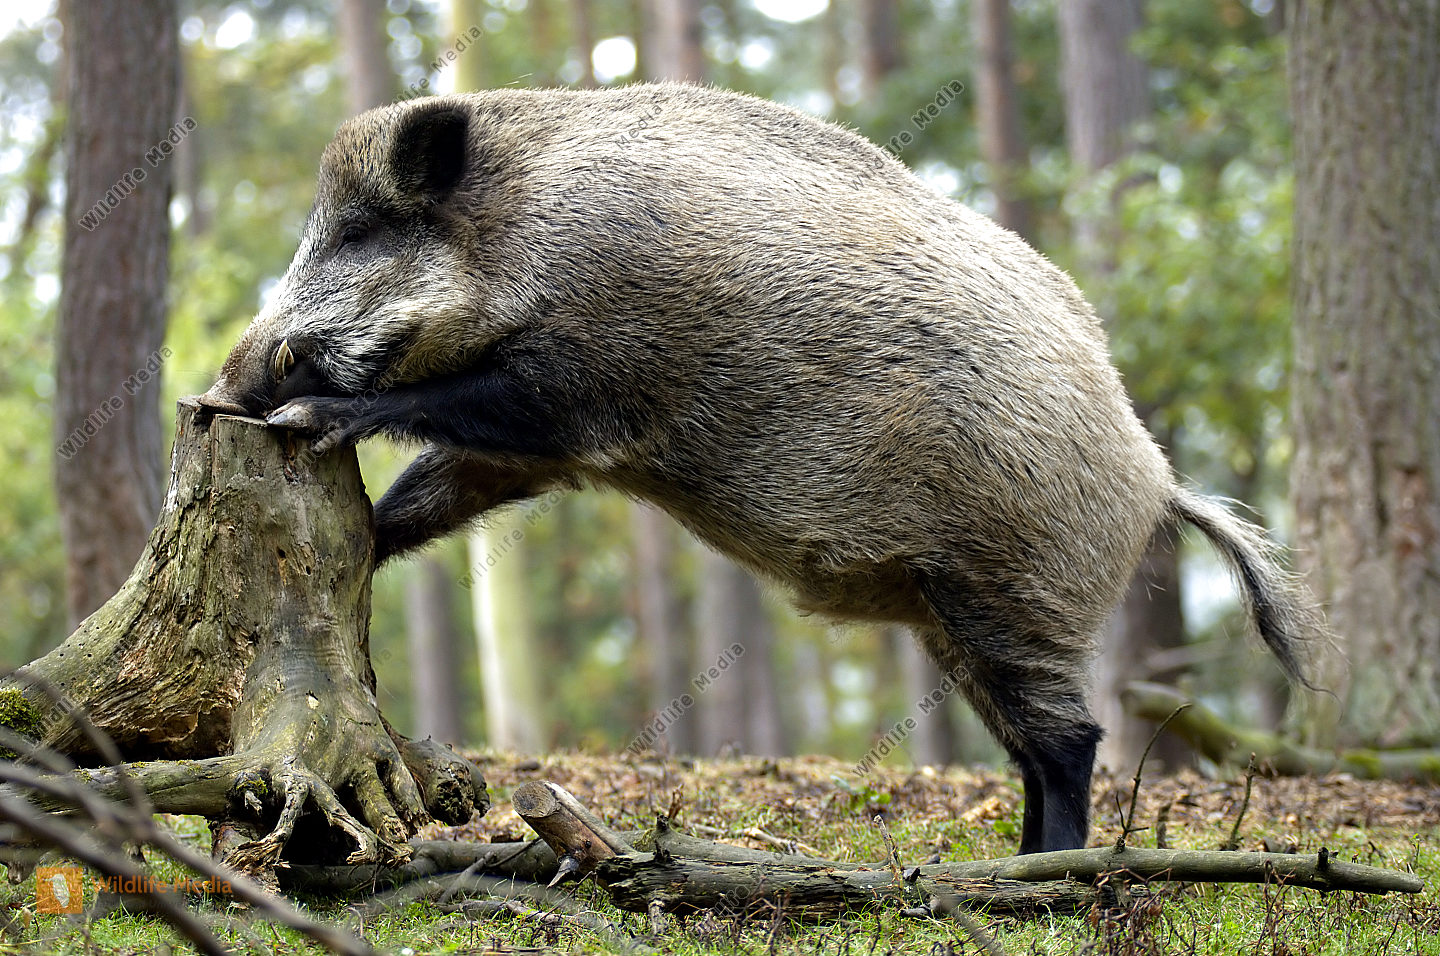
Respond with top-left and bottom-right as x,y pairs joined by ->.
204,83 -> 1330,853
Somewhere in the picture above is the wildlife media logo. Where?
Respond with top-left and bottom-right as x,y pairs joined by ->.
35,865 -> 234,913
35,865 -> 82,914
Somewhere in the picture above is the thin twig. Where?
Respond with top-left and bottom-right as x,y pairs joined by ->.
875,814 -> 903,883
1222,754 -> 1259,852
1118,701 -> 1190,847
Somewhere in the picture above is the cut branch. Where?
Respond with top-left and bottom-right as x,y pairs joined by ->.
512,780 -> 635,883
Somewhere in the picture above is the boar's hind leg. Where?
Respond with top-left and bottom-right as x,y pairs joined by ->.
916,580 -> 1101,854
373,445 -> 560,564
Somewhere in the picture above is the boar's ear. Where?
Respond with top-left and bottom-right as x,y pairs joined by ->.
392,103 -> 470,198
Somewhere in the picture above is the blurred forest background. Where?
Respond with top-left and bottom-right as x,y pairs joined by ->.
1,0 -> 1435,775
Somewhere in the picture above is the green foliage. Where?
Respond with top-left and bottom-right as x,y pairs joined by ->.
1073,3 -> 1293,500
830,773 -> 894,815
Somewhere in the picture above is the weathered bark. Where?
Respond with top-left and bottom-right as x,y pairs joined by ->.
596,841 -> 1419,917
601,856 -> 1101,918
972,0 -> 1034,241
284,792 -> 1424,912
0,401 -> 488,876
513,780 -> 634,883
280,838 -> 578,893
1123,682 -> 1440,783
56,0 -> 177,626
1288,0 -> 1440,749
513,792 -> 1418,917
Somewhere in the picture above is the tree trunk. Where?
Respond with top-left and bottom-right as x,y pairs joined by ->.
468,519 -> 548,752
694,549 -> 748,755
338,0 -> 469,750
630,504 -> 696,754
897,627 -> 957,766
646,0 -> 704,82
56,0 -> 177,627
570,0 -> 597,88
822,0 -> 845,113
858,0 -> 902,98
453,0 -> 488,91
1288,0 -> 1440,748
740,580 -> 787,757
1058,0 -> 1148,176
405,557 -> 468,744
338,0 -> 393,115
1058,0 -> 1188,774
0,401 -> 488,877
530,0 -> 557,86
446,1 -> 546,755
691,546 -> 788,757
642,0 -> 791,760
971,0 -> 1034,241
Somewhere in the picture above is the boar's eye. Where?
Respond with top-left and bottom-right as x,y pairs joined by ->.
337,222 -> 370,251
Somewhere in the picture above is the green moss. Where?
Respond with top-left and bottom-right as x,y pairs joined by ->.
1341,750 -> 1385,779
0,688 -> 45,758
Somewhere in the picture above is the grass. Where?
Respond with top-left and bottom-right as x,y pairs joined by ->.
2,753 -> 1436,954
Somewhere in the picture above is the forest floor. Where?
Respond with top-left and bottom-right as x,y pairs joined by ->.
6,751 -> 1439,954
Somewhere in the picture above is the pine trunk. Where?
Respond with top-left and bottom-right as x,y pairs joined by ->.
971,0 -> 1034,241
56,0 -> 178,626
630,504 -> 696,754
1288,0 -> 1440,748
338,0 -> 393,115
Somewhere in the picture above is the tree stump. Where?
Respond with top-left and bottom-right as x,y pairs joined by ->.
0,399 -> 488,876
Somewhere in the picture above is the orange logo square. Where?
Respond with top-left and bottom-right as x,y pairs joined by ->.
36,865 -> 82,914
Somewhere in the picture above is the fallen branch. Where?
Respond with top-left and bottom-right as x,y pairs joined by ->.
1122,682 -> 1440,783
510,785 -> 1422,919
593,841 -> 1419,918
279,838 -> 573,894
290,782 -> 1425,921
598,852 -> 1101,918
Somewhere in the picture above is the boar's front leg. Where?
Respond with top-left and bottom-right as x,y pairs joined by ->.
372,446 -> 563,563
265,358 -> 583,458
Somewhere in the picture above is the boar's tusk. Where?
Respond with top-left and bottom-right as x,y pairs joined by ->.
272,338 -> 296,382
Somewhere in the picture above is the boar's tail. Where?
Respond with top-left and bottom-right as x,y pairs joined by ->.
1166,489 -> 1329,690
